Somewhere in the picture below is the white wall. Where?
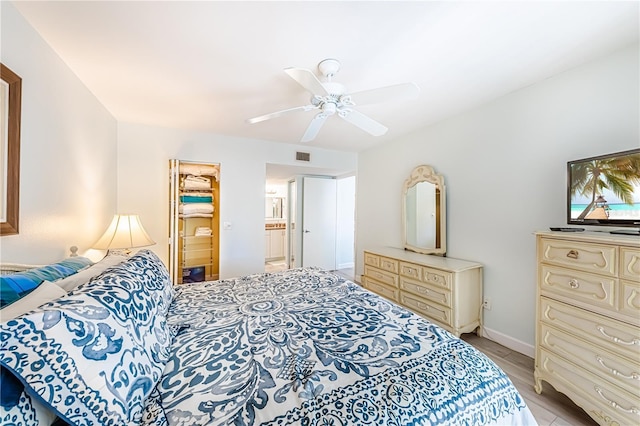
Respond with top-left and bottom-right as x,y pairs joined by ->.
356,45 -> 639,355
0,2 -> 117,263
116,122 -> 357,279
0,1 -> 356,273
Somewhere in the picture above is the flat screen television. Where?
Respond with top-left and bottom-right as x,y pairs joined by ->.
567,148 -> 640,234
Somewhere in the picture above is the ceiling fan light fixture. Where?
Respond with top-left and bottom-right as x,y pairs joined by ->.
321,102 -> 337,116
246,58 -> 419,143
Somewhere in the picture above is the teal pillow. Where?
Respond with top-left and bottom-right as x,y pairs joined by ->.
57,256 -> 94,272
0,257 -> 93,308
19,264 -> 75,283
0,275 -> 41,307
19,257 -> 93,283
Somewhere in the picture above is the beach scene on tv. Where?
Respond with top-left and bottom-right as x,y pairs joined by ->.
569,151 -> 640,221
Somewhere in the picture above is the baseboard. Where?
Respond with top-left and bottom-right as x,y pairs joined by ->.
480,326 -> 535,358
337,261 -> 354,269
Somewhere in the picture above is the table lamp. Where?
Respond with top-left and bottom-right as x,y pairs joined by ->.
93,214 -> 155,254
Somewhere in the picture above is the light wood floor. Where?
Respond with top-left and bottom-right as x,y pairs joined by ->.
334,267 -> 355,281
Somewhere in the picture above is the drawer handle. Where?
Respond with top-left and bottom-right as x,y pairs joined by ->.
426,274 -> 443,284
594,386 -> 640,415
596,326 -> 640,346
568,279 -> 579,289
566,250 -> 579,259
596,356 -> 640,381
417,287 -> 429,294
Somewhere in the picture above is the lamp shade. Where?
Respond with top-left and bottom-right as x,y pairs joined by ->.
93,214 -> 155,250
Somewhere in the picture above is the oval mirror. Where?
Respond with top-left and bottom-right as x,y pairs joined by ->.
402,165 -> 446,255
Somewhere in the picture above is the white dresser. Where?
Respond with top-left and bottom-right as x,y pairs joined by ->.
534,231 -> 640,426
362,247 -> 483,337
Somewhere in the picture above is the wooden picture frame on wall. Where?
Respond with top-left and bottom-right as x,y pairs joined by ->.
0,63 -> 22,236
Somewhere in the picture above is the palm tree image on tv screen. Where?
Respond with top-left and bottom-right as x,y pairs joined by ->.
569,151 -> 640,222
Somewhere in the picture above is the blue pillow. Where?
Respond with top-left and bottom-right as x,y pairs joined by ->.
57,256 -> 94,272
20,257 -> 93,283
0,257 -> 93,308
0,250 -> 174,425
0,275 -> 41,307
20,263 -> 75,281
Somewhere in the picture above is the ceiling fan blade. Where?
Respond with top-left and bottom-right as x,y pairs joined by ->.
284,67 -> 328,96
246,104 -> 317,124
339,109 -> 388,136
301,113 -> 328,142
348,82 -> 420,106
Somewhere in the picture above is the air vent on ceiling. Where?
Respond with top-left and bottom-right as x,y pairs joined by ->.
296,151 -> 310,162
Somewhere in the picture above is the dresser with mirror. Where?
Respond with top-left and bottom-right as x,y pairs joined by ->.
362,165 -> 484,336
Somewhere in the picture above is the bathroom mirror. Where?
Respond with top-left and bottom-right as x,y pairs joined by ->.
265,197 -> 284,219
402,165 -> 446,255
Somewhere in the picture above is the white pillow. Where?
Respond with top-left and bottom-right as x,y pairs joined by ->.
0,281 -> 67,322
53,253 -> 128,292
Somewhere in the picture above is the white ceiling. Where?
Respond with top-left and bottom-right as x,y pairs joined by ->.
11,1 -> 639,154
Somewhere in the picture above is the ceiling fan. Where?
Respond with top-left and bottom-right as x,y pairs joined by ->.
247,59 -> 420,143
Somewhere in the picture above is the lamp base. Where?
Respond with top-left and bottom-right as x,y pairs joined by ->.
107,248 -> 132,256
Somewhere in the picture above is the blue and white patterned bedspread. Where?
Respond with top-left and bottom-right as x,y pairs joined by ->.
152,267 -> 536,426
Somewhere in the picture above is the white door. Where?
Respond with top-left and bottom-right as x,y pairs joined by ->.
302,177 -> 337,270
287,179 -> 297,268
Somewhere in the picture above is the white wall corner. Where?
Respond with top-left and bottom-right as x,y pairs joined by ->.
481,326 -> 535,358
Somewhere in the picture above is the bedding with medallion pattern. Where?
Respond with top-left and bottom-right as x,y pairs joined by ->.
1,253 -> 537,425
150,267 -> 537,426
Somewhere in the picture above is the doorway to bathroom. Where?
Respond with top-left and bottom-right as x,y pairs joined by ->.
265,164 -> 355,280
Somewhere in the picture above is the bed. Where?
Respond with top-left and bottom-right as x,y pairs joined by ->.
1,250 -> 537,425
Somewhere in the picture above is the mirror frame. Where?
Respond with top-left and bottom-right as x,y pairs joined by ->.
402,165 -> 446,255
0,64 -> 21,236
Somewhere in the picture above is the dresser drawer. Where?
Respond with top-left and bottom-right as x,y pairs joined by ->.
539,297 -> 640,361
539,323 -> 640,396
400,262 -> 422,281
400,292 -> 451,326
540,238 -> 617,277
364,249 -> 482,337
364,265 -> 398,288
538,349 -> 639,426
379,256 -> 399,274
363,276 -> 399,302
400,277 -> 450,307
422,267 -> 452,290
364,252 -> 380,268
539,264 -> 616,312
621,247 -> 640,282
620,280 -> 640,325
